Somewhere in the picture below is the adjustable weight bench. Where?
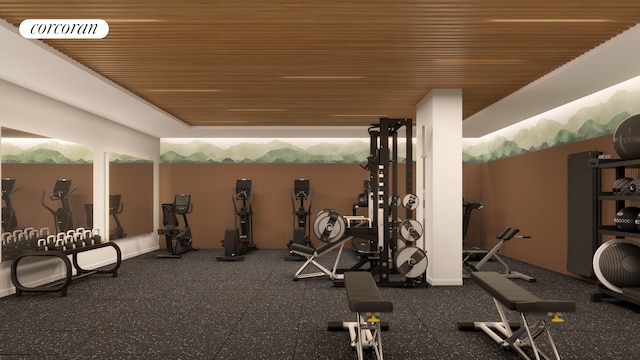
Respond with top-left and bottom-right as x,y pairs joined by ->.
459,272 -> 576,360
329,272 -> 393,360
463,227 -> 536,282
290,235 -> 354,280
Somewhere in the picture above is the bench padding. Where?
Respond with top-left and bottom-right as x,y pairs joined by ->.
471,272 -> 575,313
344,272 -> 393,313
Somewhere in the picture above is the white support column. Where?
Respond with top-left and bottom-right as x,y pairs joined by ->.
416,89 -> 463,286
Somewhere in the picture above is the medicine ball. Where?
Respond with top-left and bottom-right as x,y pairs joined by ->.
613,114 -> 640,160
613,177 -> 633,195
630,177 -> 640,195
593,239 -> 640,292
614,207 -> 640,231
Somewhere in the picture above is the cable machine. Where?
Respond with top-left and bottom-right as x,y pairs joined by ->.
349,118 -> 427,287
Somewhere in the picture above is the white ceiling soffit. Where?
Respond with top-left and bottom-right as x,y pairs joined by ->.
463,23 -> 640,138
0,19 -> 189,138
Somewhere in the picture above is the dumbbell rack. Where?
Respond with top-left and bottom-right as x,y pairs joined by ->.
11,241 -> 121,297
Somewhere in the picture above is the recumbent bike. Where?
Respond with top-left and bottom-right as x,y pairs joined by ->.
157,194 -> 196,258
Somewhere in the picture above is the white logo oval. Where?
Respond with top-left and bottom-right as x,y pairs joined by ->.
19,19 -> 109,39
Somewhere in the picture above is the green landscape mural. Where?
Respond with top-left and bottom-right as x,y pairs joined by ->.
463,88 -> 640,162
109,152 -> 152,163
160,139 -> 399,163
1,139 -> 92,164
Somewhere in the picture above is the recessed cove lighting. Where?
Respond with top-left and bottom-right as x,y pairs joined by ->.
432,59 -> 525,65
226,108 -> 288,112
105,19 -> 163,23
281,76 -> 365,79
331,114 -> 389,117
147,89 -> 222,92
489,19 -> 612,23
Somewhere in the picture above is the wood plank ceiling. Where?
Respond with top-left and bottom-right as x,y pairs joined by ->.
1,1 -> 640,127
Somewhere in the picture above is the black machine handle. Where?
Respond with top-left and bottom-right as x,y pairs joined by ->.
290,188 -> 314,214
111,202 -> 124,215
50,187 -> 76,201
41,190 -> 55,214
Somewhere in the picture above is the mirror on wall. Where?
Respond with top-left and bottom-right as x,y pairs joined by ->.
1,127 -> 93,262
108,152 -> 153,240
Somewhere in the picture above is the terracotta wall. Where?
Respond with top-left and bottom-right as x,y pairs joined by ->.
463,134 -> 616,276
159,163 -> 410,250
4,134 -> 623,277
109,162 -> 154,238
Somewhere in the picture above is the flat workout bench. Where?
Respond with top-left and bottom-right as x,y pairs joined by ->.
329,272 -> 393,360
459,272 -> 576,360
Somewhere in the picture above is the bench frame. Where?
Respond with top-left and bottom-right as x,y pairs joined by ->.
290,235 -> 353,280
330,271 -> 393,360
459,271 -> 576,360
463,227 -> 536,282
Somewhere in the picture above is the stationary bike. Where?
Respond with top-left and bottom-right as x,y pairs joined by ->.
217,178 -> 257,261
157,194 -> 196,258
41,179 -> 75,233
286,178 -> 313,261
2,178 -> 19,232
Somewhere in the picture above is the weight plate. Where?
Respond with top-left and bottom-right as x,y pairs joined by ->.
399,219 -> 423,242
401,194 -> 420,210
395,246 -> 428,278
313,209 -> 346,242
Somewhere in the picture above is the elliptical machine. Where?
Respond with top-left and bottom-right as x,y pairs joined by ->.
2,178 -> 19,233
157,194 -> 195,258
41,179 -> 75,233
109,194 -> 127,240
285,178 -> 313,261
217,178 -> 256,261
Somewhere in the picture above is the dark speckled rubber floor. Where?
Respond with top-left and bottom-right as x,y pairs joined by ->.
1,248 -> 639,359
